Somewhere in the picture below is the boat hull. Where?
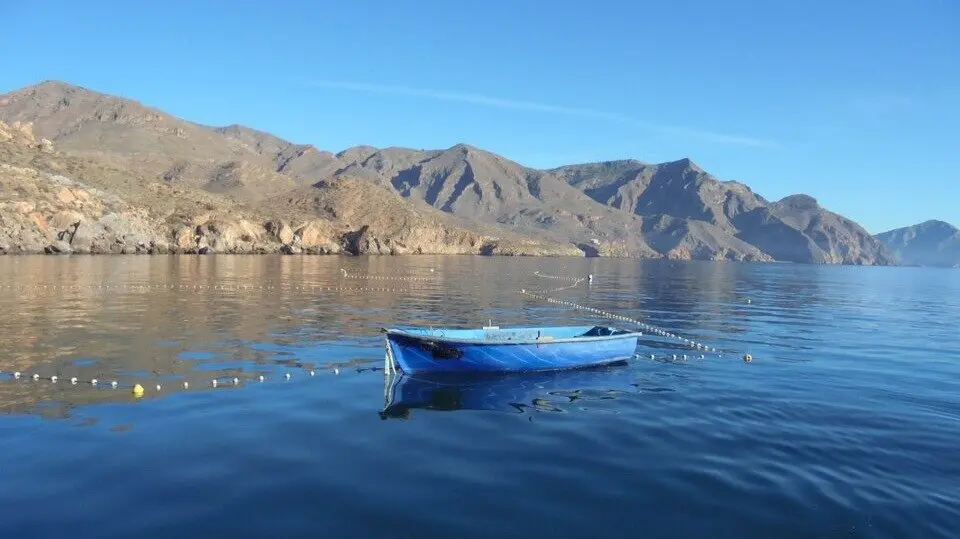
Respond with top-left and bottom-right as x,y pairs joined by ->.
384,325 -> 640,374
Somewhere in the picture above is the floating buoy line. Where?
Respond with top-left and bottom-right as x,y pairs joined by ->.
0,364 -> 356,399
0,269 -> 440,294
339,268 -> 434,282
0,283 -> 411,294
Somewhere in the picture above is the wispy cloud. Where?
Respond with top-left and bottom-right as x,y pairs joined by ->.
306,81 -> 778,148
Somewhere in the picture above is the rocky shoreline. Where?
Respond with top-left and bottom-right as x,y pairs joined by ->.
0,230 -> 585,258
0,120 -> 584,259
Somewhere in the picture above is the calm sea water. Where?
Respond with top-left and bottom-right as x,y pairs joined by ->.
0,256 -> 957,538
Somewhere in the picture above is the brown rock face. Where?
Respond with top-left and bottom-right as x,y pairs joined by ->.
554,161 -> 895,265
0,118 -> 575,257
730,195 -> 894,264
264,220 -> 295,245
294,220 -> 341,253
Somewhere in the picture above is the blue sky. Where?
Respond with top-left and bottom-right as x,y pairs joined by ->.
0,0 -> 957,233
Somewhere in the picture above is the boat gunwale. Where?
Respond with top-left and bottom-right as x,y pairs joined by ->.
383,327 -> 642,346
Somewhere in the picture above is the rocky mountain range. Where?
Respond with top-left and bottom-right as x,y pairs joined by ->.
0,80 -> 904,264
876,220 -> 960,267
0,119 -> 575,256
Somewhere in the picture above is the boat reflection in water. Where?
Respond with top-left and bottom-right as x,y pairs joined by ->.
379,358 -> 639,419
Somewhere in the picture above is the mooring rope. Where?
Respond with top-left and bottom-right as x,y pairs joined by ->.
526,271 -> 590,294
534,278 -> 586,294
532,271 -> 583,282
526,272 -> 727,357
520,288 -> 718,354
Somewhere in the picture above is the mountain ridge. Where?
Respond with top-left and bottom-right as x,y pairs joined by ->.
0,80 -> 901,264
0,118 -> 580,256
876,220 -> 960,267
549,158 -> 891,264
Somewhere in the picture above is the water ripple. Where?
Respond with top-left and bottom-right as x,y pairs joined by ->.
0,257 -> 958,538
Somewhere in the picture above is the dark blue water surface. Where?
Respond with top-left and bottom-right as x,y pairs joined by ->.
0,256 -> 958,538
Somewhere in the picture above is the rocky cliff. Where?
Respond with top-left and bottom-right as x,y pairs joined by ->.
876,220 -> 960,267
0,120 -> 576,256
553,160 -> 895,265
326,143 -> 671,258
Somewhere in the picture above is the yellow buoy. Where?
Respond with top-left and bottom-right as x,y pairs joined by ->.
132,383 -> 145,397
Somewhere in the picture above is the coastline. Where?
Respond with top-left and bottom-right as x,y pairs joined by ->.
0,249 -> 914,266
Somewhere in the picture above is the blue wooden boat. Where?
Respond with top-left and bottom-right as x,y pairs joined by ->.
382,325 -> 641,374
380,364 -> 637,418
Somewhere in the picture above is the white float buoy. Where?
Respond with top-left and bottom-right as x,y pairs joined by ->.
32,373 -> 39,380
111,381 -> 118,388
51,375 -> 58,383
233,377 -> 239,385
70,377 -> 77,384
14,372 -> 20,379
212,379 -> 218,387
309,370 -> 315,376
258,375 -> 264,382
183,381 -> 189,389
284,373 -> 291,380
91,379 -> 98,385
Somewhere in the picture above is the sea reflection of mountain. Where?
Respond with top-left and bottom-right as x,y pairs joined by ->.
379,362 -> 640,419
